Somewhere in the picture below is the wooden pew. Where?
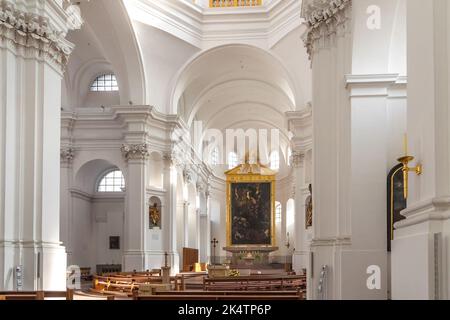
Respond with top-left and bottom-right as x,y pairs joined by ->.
0,289 -> 74,300
74,291 -> 115,300
151,290 -> 304,299
134,293 -> 303,301
203,274 -> 306,292
91,272 -> 206,296
135,295 -> 303,301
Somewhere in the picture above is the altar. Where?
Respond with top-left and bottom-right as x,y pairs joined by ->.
223,154 -> 278,268
223,246 -> 279,267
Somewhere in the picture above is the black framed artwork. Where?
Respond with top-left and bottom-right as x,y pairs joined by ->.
387,163 -> 406,251
109,236 -> 120,250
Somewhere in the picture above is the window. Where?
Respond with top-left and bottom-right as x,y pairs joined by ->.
270,151 -> 280,171
275,201 -> 282,223
97,170 -> 125,192
228,152 -> 238,169
90,74 -> 119,92
210,147 -> 219,166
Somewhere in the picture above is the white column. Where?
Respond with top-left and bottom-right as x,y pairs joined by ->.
60,147 -> 74,265
345,74 -> 406,300
392,0 -> 450,300
183,201 -> 189,247
204,189 -> 211,264
287,109 -> 313,275
121,144 -> 149,272
291,151 -> 306,268
162,155 -> 179,274
0,0 -> 81,290
302,0 -> 352,299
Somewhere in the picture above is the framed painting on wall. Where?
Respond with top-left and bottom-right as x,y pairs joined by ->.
109,236 -> 120,250
225,158 -> 277,247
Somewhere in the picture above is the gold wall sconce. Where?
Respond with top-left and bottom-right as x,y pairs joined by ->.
397,134 -> 422,199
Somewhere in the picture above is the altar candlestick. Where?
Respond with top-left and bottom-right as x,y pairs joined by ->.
404,133 -> 408,156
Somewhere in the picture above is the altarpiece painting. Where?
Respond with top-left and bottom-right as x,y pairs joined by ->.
225,160 -> 276,248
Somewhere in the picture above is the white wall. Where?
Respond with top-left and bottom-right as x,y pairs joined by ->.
84,91 -> 120,109
71,197 -> 94,269
69,194 -> 125,272
132,22 -> 200,113
271,25 -> 312,108
92,200 -> 125,267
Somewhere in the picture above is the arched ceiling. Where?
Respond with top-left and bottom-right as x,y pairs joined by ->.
172,45 -> 297,133
172,44 -> 297,177
64,0 -> 146,109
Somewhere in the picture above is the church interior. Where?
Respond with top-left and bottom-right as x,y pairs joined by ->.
0,0 -> 449,301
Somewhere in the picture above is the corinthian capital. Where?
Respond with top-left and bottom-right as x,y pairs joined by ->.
301,0 -> 352,60
291,151 -> 305,168
60,147 -> 75,163
121,144 -> 150,161
0,0 -> 82,71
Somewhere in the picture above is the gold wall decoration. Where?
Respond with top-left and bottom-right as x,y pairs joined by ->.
225,158 -> 276,247
305,184 -> 312,228
209,0 -> 262,8
149,196 -> 162,229
397,134 -> 422,199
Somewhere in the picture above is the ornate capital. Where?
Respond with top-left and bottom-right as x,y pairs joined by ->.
291,151 -> 305,168
60,147 -> 75,163
0,0 -> 82,72
183,168 -> 193,184
196,181 -> 205,193
301,0 -> 352,60
121,144 -> 149,161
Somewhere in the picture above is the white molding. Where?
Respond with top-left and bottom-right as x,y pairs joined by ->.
345,74 -> 407,98
125,0 -> 301,50
310,236 -> 351,247
70,188 -> 125,203
395,197 -> 450,229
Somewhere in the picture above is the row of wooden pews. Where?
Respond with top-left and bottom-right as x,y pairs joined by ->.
203,274 -> 306,292
90,271 -> 307,301
0,289 -> 115,300
91,271 -> 205,297
133,290 -> 304,300
0,290 -> 71,300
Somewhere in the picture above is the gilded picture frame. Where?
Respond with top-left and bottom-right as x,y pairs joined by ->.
225,163 -> 276,247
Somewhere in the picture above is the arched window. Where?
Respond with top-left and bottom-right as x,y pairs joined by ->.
275,201 -> 282,223
97,170 -> 125,192
90,74 -> 119,92
210,147 -> 219,166
270,151 -> 280,171
228,152 -> 238,169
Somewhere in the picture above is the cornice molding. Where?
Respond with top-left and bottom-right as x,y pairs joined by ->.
310,236 -> 351,247
395,197 -> 450,230
70,188 -> 125,203
345,74 -> 407,98
0,0 -> 82,72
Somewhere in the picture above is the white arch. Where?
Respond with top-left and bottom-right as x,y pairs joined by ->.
169,43 -> 301,115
